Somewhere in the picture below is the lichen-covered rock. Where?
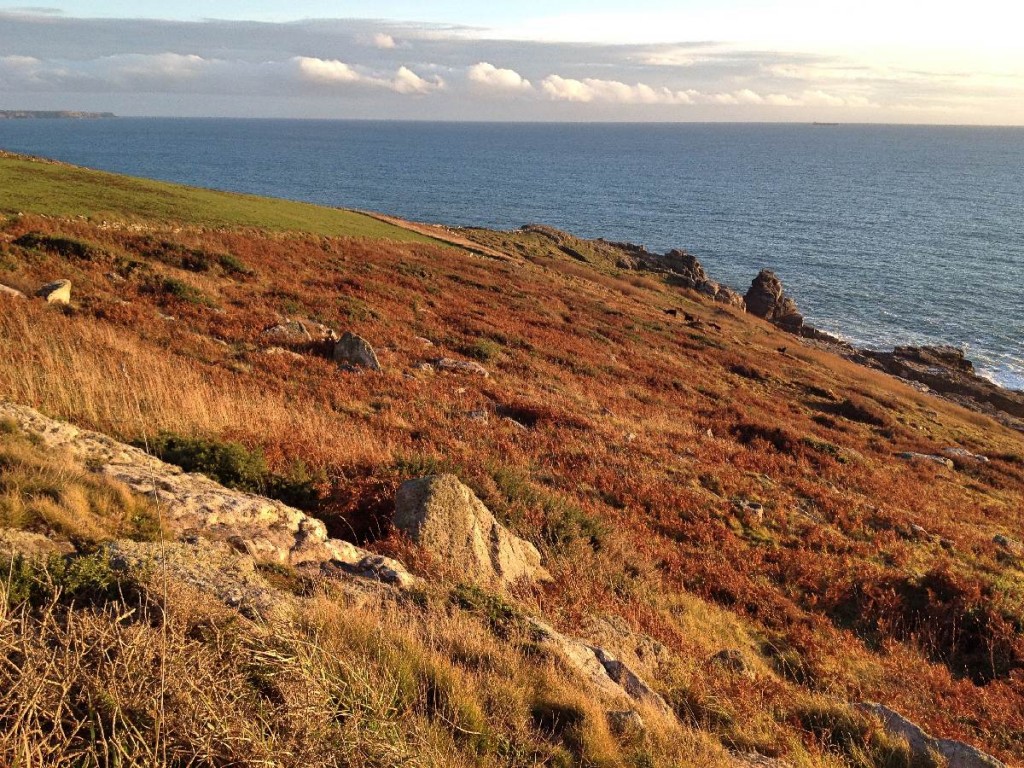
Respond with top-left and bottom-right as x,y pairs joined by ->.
433,357 -> 489,377
334,331 -> 382,371
261,318 -> 338,346
897,451 -> 955,469
0,527 -> 75,557
0,401 -> 415,589
393,474 -> 549,587
857,703 -> 1006,768
0,284 -> 26,300
528,617 -> 674,717
36,279 -> 71,305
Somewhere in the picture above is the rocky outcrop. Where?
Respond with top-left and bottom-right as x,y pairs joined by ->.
745,270 -> 803,330
260,318 -> 338,345
36,279 -> 71,305
857,703 -> 1006,768
0,401 -> 415,589
393,474 -> 549,588
660,249 -> 709,287
528,616 -> 674,716
897,452 -> 955,469
859,346 -> 1024,427
0,284 -> 26,300
648,250 -> 747,309
333,331 -> 382,371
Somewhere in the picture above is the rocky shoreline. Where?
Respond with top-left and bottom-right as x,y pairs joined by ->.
579,230 -> 1024,432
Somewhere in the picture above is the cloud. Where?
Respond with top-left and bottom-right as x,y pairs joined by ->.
541,75 -> 696,105
467,62 -> 532,92
293,56 -> 361,85
0,53 -> 444,96
392,65 -> 444,94
0,12 -> 1017,122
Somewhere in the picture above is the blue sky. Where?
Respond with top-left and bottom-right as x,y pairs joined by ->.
1,2 -> 1021,122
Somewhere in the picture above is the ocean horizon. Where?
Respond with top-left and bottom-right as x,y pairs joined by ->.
2,118 -> 1021,390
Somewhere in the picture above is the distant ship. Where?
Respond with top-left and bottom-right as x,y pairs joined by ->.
812,122 -> 840,126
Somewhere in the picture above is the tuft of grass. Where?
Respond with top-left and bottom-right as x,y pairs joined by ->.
796,700 -> 939,768
0,428 -> 162,545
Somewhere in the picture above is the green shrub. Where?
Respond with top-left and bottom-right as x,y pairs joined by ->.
218,252 -> 253,276
141,433 -> 322,510
146,276 -> 211,305
461,339 -> 502,362
2,551 -> 146,611
13,232 -> 101,261
541,495 -> 607,553
452,583 -> 521,637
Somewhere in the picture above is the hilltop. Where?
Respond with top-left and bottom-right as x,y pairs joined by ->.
1,152 -> 1022,768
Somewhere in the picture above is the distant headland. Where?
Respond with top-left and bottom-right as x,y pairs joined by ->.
0,110 -> 116,120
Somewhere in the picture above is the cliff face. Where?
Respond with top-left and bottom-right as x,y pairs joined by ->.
1,154 -> 1023,767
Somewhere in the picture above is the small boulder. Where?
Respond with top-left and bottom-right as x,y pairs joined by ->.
393,474 -> 549,588
607,709 -> 646,736
733,499 -> 764,524
36,279 -> 71,305
714,284 -> 747,309
0,284 -> 26,300
261,319 -> 338,345
857,702 -> 1006,768
898,451 -> 955,469
434,357 -> 490,377
334,331 -> 382,371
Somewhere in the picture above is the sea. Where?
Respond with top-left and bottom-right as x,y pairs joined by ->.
1,119 -> 1021,390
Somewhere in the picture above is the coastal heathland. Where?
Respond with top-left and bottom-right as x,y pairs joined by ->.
1,152 -> 1022,767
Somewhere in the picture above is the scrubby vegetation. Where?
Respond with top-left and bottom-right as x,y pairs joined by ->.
1,154 -> 1023,765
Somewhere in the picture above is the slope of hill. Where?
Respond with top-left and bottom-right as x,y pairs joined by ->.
1,153 -> 1022,767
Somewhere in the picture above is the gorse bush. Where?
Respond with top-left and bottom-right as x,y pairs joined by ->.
13,231 -> 101,261
142,432 -> 323,510
1,551 -> 147,611
141,275 -> 213,306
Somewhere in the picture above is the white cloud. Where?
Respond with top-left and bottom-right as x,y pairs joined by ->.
372,33 -> 397,49
0,53 -> 445,97
293,56 -> 361,85
467,62 -> 532,92
291,57 -> 441,94
540,74 -> 696,104
392,65 -> 444,94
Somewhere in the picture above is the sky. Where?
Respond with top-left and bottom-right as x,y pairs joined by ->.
1,1 -> 1022,123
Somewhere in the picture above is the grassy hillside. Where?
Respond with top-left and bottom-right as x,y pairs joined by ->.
0,151 -> 434,240
1,155 -> 1023,767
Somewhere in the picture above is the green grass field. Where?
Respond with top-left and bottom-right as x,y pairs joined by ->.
0,152 -> 433,241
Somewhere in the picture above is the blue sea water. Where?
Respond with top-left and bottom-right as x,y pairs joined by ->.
1,119 -> 1021,389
